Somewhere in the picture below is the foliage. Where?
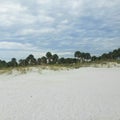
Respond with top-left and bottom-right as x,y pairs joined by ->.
0,48 -> 120,69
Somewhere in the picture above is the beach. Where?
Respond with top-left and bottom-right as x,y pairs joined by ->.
0,67 -> 120,120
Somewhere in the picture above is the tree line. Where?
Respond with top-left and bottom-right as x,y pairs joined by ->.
0,48 -> 120,68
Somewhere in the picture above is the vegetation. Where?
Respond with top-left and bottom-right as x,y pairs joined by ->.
0,48 -> 120,69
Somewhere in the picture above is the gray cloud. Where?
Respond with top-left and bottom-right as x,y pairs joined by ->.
0,0 -> 120,60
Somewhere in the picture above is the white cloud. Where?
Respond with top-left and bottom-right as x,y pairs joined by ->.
94,38 -> 120,51
37,15 -> 55,23
0,42 -> 38,51
0,2 -> 36,27
92,0 -> 119,8
69,0 -> 84,16
61,19 -> 69,24
19,28 -> 55,35
37,0 -> 50,5
0,2 -> 27,13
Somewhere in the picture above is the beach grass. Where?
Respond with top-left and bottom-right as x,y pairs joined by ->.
0,61 -> 120,75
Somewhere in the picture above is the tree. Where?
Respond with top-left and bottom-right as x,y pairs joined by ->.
112,48 -> 120,59
26,54 -> 37,65
41,56 -> 47,64
84,53 -> 91,61
101,53 -> 109,60
81,52 -> 85,62
108,52 -> 113,59
7,58 -> 18,67
91,56 -> 97,61
11,58 -> 18,67
37,58 -> 41,65
46,52 -> 52,64
99,48 -> 120,61
19,59 -> 28,66
52,54 -> 59,64
74,51 -> 81,58
74,51 -> 81,63
0,60 -> 7,68
58,57 -> 65,64
64,58 -> 75,64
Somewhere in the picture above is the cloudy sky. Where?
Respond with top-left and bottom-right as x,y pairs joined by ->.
0,0 -> 120,60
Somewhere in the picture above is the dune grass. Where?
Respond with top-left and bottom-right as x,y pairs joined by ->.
0,65 -> 67,75
0,68 -> 13,75
0,61 -> 120,75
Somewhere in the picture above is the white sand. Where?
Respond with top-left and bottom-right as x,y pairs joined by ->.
0,67 -> 120,120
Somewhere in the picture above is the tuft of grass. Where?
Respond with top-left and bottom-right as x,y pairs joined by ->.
15,67 -> 33,74
0,68 -> 13,75
0,67 -> 32,75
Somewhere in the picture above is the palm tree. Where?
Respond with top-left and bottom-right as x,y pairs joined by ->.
26,54 -> 37,65
91,56 -> 97,61
11,58 -> 18,67
52,54 -> 59,64
74,51 -> 81,63
112,49 -> 120,59
37,58 -> 41,65
41,56 -> 47,64
81,52 -> 85,62
7,58 -> 18,67
46,52 -> 52,64
84,53 -> 91,61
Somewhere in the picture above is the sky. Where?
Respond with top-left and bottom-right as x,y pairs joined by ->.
0,0 -> 120,60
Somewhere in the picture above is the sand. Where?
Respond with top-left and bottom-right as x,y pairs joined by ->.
0,67 -> 120,120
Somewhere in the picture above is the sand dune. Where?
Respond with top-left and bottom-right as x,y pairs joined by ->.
0,67 -> 120,120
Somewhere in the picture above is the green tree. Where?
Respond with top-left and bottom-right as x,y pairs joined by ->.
26,54 -> 37,65
11,58 -> 18,67
46,52 -> 52,64
91,56 -> 97,61
52,54 -> 59,64
0,60 -> 7,68
19,59 -> 28,66
74,51 -> 81,63
37,58 -> 41,65
7,58 -> 18,67
41,56 -> 47,64
58,57 -> 65,64
84,53 -> 91,61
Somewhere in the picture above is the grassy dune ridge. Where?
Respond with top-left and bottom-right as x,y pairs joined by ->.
0,61 -> 120,75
